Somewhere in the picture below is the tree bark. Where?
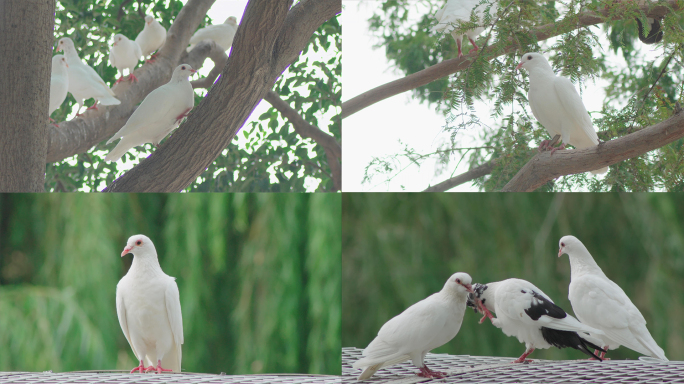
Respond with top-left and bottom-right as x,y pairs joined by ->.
501,111 -> 684,192
263,91 -> 341,191
341,0 -> 679,119
104,0 -> 341,192
423,161 -> 494,192
0,0 -> 55,192
45,0 -> 216,163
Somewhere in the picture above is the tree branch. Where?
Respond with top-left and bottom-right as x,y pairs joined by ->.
341,0 -> 680,119
501,111 -> 684,192
423,161 -> 494,192
46,0 -> 216,163
263,91 -> 341,191
190,41 -> 228,89
104,0 -> 340,192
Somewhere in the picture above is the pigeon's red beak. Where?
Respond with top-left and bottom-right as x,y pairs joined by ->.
121,246 -> 133,257
463,283 -> 474,293
515,61 -> 524,70
190,69 -> 197,73
558,247 -> 563,258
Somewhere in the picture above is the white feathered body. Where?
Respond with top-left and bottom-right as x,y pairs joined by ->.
136,17 -> 167,57
561,235 -> 668,361
105,66 -> 194,162
187,18 -> 238,52
59,38 -> 120,109
353,273 -> 471,380
110,35 -> 142,77
478,279 -> 604,351
116,258 -> 183,371
432,0 -> 497,44
49,55 -> 69,115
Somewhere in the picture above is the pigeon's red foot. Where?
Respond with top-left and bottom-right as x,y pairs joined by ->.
549,143 -> 566,155
115,77 -> 126,85
49,117 -> 56,122
146,52 -> 160,63
86,104 -> 100,111
468,37 -> 480,53
130,360 -> 151,373
128,74 -> 139,83
512,348 -> 535,363
477,304 -> 495,324
417,365 -> 446,379
175,108 -> 192,124
145,359 -> 173,374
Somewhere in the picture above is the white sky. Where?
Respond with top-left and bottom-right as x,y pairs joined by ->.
342,1 -> 662,192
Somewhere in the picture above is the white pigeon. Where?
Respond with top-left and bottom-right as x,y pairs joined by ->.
352,272 -> 474,381
110,34 -> 142,84
516,52 -> 608,175
432,0 -> 498,59
49,55 -> 69,118
56,37 -> 121,115
558,235 -> 668,361
135,15 -> 167,61
104,64 -> 196,162
187,16 -> 238,52
467,278 -> 606,363
116,234 -> 183,373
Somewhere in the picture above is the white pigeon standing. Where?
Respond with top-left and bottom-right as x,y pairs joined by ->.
117,234 -> 183,373
187,16 -> 238,52
467,278 -> 606,363
432,0 -> 498,59
558,235 -> 668,361
516,52 -> 608,174
352,272 -> 474,381
110,34 -> 142,84
135,15 -> 167,62
104,64 -> 196,162
56,37 -> 121,115
49,55 -> 69,120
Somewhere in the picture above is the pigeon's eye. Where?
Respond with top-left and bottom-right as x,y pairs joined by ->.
181,66 -> 186,70
561,242 -> 565,247
455,278 -> 461,283
528,55 -> 532,60
136,240 -> 142,246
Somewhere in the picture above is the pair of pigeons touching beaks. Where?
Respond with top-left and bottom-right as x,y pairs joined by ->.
353,235 -> 668,381
432,0 -> 664,176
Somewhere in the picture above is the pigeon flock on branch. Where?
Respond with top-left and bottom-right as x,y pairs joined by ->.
430,0 -> 665,176
49,14 -> 239,162
352,236 -> 668,381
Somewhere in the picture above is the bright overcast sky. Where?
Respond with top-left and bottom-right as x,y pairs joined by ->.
342,1 -> 662,192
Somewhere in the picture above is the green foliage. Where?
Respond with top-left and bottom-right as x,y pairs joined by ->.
46,1 -> 340,192
0,194 -> 341,374
342,193 -> 684,362
363,0 -> 684,191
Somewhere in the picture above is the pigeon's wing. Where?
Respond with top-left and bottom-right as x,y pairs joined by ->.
109,48 -> 118,69
554,76 -> 599,145
133,41 -> 142,61
116,285 -> 140,359
164,278 -> 183,371
107,84 -> 175,142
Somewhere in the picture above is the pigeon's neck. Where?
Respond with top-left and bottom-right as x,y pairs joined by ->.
527,66 -> 555,83
129,253 -> 164,277
64,48 -> 81,64
568,250 -> 606,279
440,287 -> 469,306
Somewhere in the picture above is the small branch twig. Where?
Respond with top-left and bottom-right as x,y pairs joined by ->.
423,161 -> 495,192
190,41 -> 229,89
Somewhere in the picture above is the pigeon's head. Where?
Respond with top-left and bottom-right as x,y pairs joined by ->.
52,55 -> 68,69
121,234 -> 156,258
56,37 -> 74,53
113,34 -> 127,46
445,272 -> 474,295
466,283 -> 489,313
145,15 -> 154,25
225,16 -> 238,25
515,52 -> 550,71
172,64 -> 197,81
558,235 -> 583,258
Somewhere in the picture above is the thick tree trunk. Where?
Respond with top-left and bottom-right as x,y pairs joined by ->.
0,0 -> 55,192
104,0 -> 340,192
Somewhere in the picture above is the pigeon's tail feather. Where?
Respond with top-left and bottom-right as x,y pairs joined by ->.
357,364 -> 381,381
540,327 -> 603,360
635,330 -> 668,361
105,137 -> 136,162
162,343 -> 182,372
590,166 -> 608,175
99,95 -> 121,105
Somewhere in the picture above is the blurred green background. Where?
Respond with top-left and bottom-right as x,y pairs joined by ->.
0,194 -> 340,374
342,194 -> 684,362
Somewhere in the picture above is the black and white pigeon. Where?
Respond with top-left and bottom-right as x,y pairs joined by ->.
558,235 -> 668,361
353,272 -> 474,381
467,278 -> 606,363
636,17 -> 663,44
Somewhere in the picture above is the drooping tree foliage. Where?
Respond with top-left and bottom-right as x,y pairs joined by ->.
358,0 -> 684,191
342,193 -> 684,361
0,193 -> 341,374
44,0 -> 340,192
